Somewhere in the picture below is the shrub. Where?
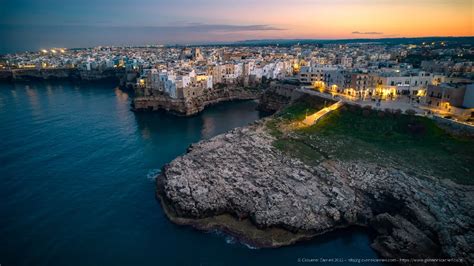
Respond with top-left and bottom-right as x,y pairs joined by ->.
405,109 -> 416,116
362,109 -> 371,117
383,108 -> 394,117
407,122 -> 426,135
349,105 -> 358,112
377,111 -> 385,118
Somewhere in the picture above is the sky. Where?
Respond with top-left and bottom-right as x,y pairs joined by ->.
0,0 -> 473,53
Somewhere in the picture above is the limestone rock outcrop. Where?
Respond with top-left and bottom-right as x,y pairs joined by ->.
157,120 -> 474,264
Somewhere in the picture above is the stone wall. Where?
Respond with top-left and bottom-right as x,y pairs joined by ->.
432,115 -> 474,137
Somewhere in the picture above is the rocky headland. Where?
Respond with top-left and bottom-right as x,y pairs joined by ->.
156,108 -> 473,263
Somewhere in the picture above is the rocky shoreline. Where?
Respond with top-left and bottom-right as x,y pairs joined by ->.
0,69 -> 138,87
132,87 -> 260,116
156,119 -> 473,264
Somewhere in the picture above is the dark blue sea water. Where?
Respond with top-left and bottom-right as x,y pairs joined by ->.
0,82 -> 382,266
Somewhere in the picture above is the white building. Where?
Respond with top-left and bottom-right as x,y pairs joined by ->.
373,71 -> 436,95
341,56 -> 353,68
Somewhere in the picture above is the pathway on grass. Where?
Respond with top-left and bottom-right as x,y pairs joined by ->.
303,100 -> 344,125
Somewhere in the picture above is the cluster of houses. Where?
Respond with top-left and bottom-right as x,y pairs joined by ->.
3,41 -> 470,121
135,44 -> 473,122
136,47 -> 295,99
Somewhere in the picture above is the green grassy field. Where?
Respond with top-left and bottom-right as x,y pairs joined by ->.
268,100 -> 474,185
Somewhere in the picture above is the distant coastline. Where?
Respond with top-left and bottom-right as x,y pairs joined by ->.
1,36 -> 473,55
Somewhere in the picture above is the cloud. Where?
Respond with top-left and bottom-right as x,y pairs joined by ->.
352,31 -> 383,35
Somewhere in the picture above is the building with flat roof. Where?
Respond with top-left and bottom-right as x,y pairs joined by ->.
426,83 -> 474,120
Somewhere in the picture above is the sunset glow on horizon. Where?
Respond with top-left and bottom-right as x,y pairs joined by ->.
1,0 -> 473,52
204,0 -> 474,39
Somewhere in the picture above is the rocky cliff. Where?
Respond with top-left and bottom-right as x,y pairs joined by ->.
0,68 -> 130,82
0,70 -> 13,81
157,120 -> 473,264
257,84 -> 303,113
132,87 -> 260,116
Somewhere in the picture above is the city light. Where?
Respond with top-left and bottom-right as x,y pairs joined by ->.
416,90 -> 426,97
313,81 -> 325,92
2,38 -> 473,124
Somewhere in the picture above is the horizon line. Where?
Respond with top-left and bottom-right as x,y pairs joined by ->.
2,35 -> 473,55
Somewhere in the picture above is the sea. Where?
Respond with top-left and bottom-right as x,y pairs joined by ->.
0,81 -> 382,265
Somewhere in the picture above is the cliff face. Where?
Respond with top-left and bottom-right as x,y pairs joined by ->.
157,120 -> 473,264
0,70 -> 13,81
132,87 -> 260,116
257,84 -> 303,113
1,69 -> 128,82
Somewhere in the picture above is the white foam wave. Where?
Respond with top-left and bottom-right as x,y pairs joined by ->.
208,229 -> 259,249
243,243 -> 259,250
146,168 -> 161,180
225,235 -> 237,245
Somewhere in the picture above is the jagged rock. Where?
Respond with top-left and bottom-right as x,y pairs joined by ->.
370,213 -> 440,259
157,121 -> 474,264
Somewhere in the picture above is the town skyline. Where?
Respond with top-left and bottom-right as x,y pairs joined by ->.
1,0 -> 472,53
